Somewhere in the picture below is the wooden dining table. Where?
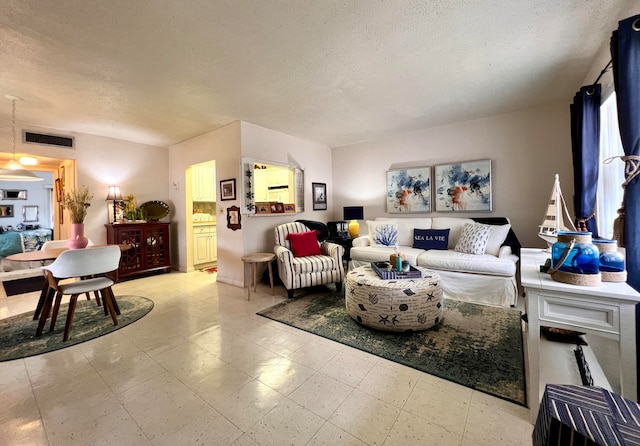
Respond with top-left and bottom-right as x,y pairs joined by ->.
6,244 -> 131,326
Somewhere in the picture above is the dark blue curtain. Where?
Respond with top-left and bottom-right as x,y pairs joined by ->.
611,14 -> 640,402
570,85 -> 601,236
611,15 -> 640,292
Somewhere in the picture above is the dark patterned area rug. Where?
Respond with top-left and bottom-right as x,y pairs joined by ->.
258,291 -> 526,406
0,295 -> 153,362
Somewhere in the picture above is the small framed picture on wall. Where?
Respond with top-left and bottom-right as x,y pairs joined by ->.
220,178 -> 236,201
312,182 -> 327,210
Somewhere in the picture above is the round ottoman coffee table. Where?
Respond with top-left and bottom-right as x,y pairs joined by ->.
345,265 -> 443,332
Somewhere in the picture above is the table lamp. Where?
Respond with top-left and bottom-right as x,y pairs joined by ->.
343,206 -> 364,238
106,186 -> 123,223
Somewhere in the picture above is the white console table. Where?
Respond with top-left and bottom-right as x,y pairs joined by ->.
521,248 -> 640,423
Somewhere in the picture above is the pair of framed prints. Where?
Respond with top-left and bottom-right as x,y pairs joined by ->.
386,159 -> 492,213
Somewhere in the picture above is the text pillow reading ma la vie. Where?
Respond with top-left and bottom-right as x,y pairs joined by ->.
413,229 -> 450,250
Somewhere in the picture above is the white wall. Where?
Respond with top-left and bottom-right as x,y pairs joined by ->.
331,102 -> 574,248
72,133 -> 170,245
169,121 -> 242,283
0,123 -> 170,245
168,120 -> 333,287
240,121 -> 334,254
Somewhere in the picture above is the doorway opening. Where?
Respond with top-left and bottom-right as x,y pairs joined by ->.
188,161 -> 217,273
0,153 -> 74,240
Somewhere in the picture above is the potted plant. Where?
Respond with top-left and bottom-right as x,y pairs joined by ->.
62,186 -> 93,249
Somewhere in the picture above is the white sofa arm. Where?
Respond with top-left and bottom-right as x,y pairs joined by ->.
498,245 -> 513,258
498,245 -> 519,264
352,236 -> 371,248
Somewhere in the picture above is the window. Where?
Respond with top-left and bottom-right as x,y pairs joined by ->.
597,93 -> 625,239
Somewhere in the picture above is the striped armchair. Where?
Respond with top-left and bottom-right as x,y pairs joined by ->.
274,222 -> 345,298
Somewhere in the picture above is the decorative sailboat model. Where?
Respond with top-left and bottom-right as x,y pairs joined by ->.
538,174 -> 576,249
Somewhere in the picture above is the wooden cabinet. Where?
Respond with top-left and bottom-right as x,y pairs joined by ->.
193,225 -> 216,266
105,222 -> 171,278
192,165 -> 216,202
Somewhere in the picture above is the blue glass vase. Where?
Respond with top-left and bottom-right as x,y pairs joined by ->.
551,231 -> 599,276
593,238 -> 627,282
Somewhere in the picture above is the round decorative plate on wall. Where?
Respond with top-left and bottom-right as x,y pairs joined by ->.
140,200 -> 170,221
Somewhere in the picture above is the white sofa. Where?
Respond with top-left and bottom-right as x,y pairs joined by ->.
349,217 -> 520,307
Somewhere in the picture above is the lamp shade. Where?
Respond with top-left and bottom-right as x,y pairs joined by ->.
0,168 -> 43,181
106,186 -> 123,201
343,206 -> 364,221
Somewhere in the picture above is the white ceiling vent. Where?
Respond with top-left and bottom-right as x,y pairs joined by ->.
23,131 -> 74,148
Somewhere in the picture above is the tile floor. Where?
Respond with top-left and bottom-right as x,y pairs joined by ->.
0,272 -> 533,445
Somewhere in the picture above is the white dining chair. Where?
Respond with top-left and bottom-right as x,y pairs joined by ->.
39,245 -> 121,341
41,239 -> 95,250
41,239 -> 99,305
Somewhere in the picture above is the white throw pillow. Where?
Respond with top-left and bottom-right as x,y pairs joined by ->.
454,222 -> 493,255
484,223 -> 511,256
367,221 -> 399,247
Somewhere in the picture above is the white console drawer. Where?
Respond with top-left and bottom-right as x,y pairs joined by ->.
194,225 -> 216,235
538,291 -> 619,335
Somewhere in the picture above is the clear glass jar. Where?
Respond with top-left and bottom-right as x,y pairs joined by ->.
593,239 -> 625,273
551,231 -> 600,275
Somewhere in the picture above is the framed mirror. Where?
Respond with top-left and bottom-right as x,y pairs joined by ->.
23,205 -> 38,222
1,189 -> 27,200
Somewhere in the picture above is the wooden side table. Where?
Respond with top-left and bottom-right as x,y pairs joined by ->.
241,253 -> 276,300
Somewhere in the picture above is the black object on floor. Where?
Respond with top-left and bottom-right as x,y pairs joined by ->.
3,276 -> 45,296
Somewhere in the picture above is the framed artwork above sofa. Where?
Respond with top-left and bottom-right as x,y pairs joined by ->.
386,167 -> 431,213
434,159 -> 492,212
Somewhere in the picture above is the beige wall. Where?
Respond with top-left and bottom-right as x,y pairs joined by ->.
0,102 -> 580,279
331,102 -> 574,248
169,120 -> 333,287
239,120 -> 334,254
0,124 -> 170,246
75,133 -> 170,245
168,121 -> 242,284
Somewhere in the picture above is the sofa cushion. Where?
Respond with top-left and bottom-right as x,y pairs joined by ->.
431,217 -> 474,248
413,229 -> 450,250
455,222 -> 493,255
416,249 -> 517,276
484,223 -> 511,256
350,245 -> 425,265
367,221 -> 398,247
286,230 -> 322,257
376,217 -> 432,246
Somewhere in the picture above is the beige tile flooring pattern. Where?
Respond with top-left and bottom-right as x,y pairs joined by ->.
0,272 -> 533,445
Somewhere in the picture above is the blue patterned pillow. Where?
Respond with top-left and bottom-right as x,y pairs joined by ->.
454,223 -> 493,255
367,221 -> 398,247
413,229 -> 450,250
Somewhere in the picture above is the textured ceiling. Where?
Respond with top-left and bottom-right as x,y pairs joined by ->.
0,1 -> 631,148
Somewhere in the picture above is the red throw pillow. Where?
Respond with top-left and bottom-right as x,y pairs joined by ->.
286,230 -> 322,257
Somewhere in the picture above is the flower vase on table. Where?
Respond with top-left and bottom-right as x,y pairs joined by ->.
67,223 -> 89,249
62,186 -> 94,249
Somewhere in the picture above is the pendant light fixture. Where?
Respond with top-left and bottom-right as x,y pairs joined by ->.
0,96 -> 42,181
